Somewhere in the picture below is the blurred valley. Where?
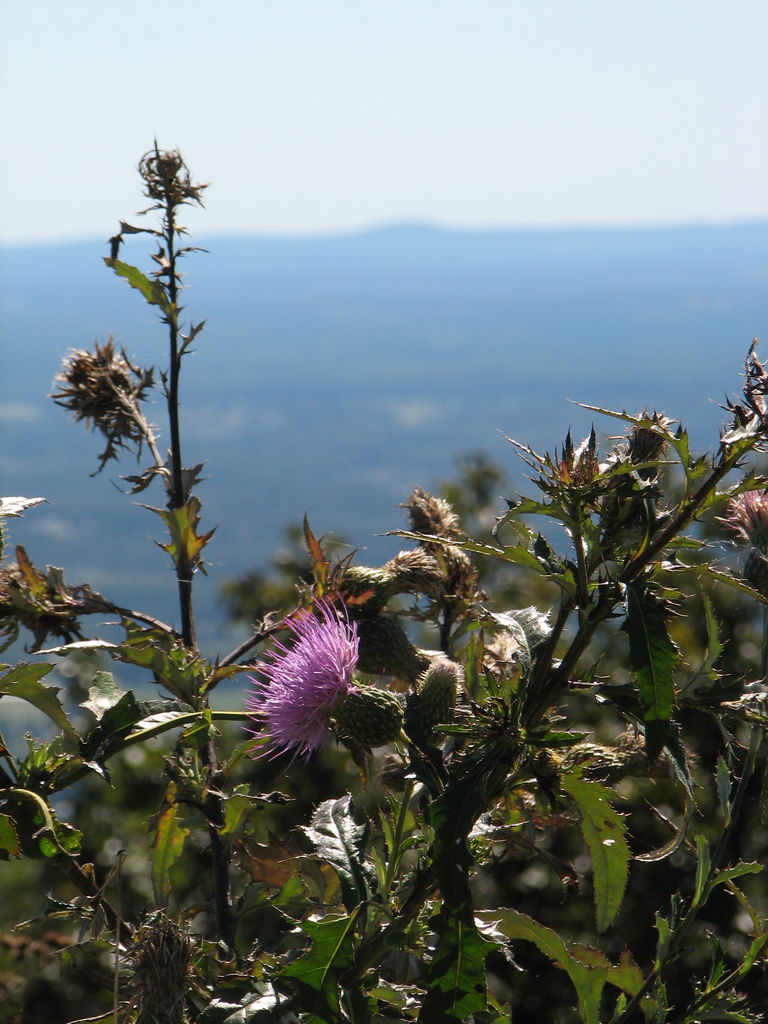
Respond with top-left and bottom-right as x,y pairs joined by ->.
2,222 -> 767,659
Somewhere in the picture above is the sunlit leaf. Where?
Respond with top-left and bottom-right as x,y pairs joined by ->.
560,770 -> 630,932
0,813 -> 20,858
0,496 -> 47,517
304,515 -> 330,594
197,990 -> 284,1023
79,671 -> 125,721
150,783 -> 189,907
104,257 -> 173,315
0,663 -> 79,741
477,909 -> 642,1024
143,496 -> 216,575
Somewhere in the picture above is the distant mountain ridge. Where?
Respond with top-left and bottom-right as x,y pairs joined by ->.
2,222 -> 767,654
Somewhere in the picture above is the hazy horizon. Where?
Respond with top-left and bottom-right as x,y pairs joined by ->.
2,215 -> 767,252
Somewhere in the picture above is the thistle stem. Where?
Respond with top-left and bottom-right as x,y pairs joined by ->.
163,193 -> 197,651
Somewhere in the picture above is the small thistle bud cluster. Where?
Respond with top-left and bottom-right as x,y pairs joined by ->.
332,686 -> 405,748
384,547 -> 445,597
51,340 -> 155,472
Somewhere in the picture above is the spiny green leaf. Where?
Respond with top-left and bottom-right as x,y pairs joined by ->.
716,755 -> 732,826
0,812 -> 20,857
560,770 -> 630,932
700,593 -> 724,680
693,833 -> 712,908
419,908 -> 495,1023
0,663 -> 79,741
150,783 -> 190,907
625,583 -> 678,760
476,909 -> 642,1024
280,908 -> 361,1023
429,773 -> 482,910
104,257 -> 173,315
143,496 -> 215,574
303,795 -> 372,910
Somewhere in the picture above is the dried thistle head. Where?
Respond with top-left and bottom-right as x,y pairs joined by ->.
126,914 -> 193,1024
0,546 -> 103,650
384,547 -> 445,596
722,339 -> 768,449
402,487 -> 462,540
139,146 -> 207,210
51,339 -> 154,471
401,488 -> 478,599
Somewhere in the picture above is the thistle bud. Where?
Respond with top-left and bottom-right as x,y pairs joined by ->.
403,487 -> 462,539
627,412 -> 673,480
339,565 -> 399,613
531,748 -> 563,782
333,685 -> 405,748
385,548 -> 445,597
721,491 -> 768,596
744,547 -> 768,597
412,656 -> 461,737
356,615 -> 430,682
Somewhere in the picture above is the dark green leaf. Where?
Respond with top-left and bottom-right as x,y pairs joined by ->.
429,773 -> 482,910
418,908 -> 495,1023
715,755 -> 732,826
281,908 -> 361,1023
303,795 -> 372,910
624,583 -> 678,759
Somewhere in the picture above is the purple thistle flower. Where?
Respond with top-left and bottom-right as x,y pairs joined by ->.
721,491 -> 768,551
246,600 -> 359,760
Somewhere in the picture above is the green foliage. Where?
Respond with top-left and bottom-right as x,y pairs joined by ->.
560,770 -> 630,933
2,149 -> 768,1023
624,583 -> 678,759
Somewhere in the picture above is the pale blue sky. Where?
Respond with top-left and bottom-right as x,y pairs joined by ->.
1,0 -> 766,244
